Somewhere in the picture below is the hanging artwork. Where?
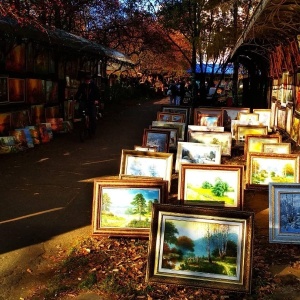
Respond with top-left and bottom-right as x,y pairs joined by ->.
0,77 -> 8,103
8,78 -> 25,103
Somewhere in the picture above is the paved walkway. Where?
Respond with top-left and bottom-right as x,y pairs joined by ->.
0,97 -> 169,300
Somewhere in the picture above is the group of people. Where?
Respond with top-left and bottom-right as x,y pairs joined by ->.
167,79 -> 191,106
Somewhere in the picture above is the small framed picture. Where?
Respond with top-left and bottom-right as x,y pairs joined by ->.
8,78 -> 25,103
152,121 -> 185,141
246,153 -> 300,189
146,204 -> 254,293
237,112 -> 259,123
0,77 -> 8,103
142,129 -> 170,152
276,106 -> 287,131
193,108 -> 222,126
291,113 -> 300,143
253,108 -> 272,132
175,142 -> 221,172
178,163 -> 244,209
188,131 -> 232,156
235,125 -> 268,143
157,112 -> 186,123
161,106 -> 191,125
134,145 -> 157,152
269,183 -> 300,244
92,179 -> 168,237
119,149 -> 173,192
285,104 -> 293,135
151,126 -> 179,150
262,142 -> 291,154
222,107 -> 250,131
243,134 -> 282,159
188,125 -> 224,132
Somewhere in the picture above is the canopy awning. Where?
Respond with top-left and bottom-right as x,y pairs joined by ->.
230,0 -> 300,64
0,16 -> 134,65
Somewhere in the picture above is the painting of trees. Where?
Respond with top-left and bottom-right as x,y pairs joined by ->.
130,193 -> 147,221
280,193 -> 300,232
161,218 -> 239,277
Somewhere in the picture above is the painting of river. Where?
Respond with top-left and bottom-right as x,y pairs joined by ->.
158,216 -> 242,281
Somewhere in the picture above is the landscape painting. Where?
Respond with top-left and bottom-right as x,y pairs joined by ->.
188,131 -> 232,156
179,164 -> 243,209
142,129 -> 170,152
147,204 -> 254,292
269,183 -> 300,244
92,180 -> 168,237
175,142 -> 221,172
119,150 -> 173,191
247,153 -> 300,189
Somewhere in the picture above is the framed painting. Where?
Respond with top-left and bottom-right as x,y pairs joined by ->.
269,183 -> 300,244
175,142 -> 221,172
146,204 -> 254,293
178,163 -> 244,209
134,145 -> 157,152
31,104 -> 45,125
252,109 -> 272,132
92,179 -> 168,238
243,134 -> 282,159
188,131 -> 232,156
222,107 -> 250,131
270,99 -> 279,129
237,112 -> 259,123
142,129 -> 170,152
285,104 -> 293,135
152,121 -> 185,141
161,106 -> 191,124
235,125 -> 268,143
157,112 -> 185,123
150,126 -> 178,150
8,78 -> 25,103
119,149 -> 173,192
188,125 -> 224,132
26,78 -> 46,104
0,113 -> 11,135
194,113 -> 221,127
194,108 -> 222,126
0,77 -> 8,103
11,110 -> 30,128
246,153 -> 300,190
290,113 -> 300,143
262,143 -> 291,154
276,106 -> 287,131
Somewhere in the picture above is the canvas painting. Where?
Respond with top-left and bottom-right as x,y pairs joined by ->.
178,164 -> 244,209
146,204 -> 253,292
188,131 -> 232,156
175,142 -> 221,172
92,179 -> 168,237
246,153 -> 300,189
269,183 -> 300,244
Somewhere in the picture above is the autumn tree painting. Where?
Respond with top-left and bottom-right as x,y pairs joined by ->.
162,219 -> 239,277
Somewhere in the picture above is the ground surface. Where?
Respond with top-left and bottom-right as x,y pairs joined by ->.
0,97 -> 300,300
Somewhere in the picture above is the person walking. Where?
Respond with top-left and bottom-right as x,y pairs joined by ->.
75,73 -> 100,136
168,80 -> 176,105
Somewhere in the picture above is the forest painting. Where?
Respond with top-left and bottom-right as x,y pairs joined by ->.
147,204 -> 254,292
269,183 -> 300,244
159,217 -> 241,279
92,180 -> 168,237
